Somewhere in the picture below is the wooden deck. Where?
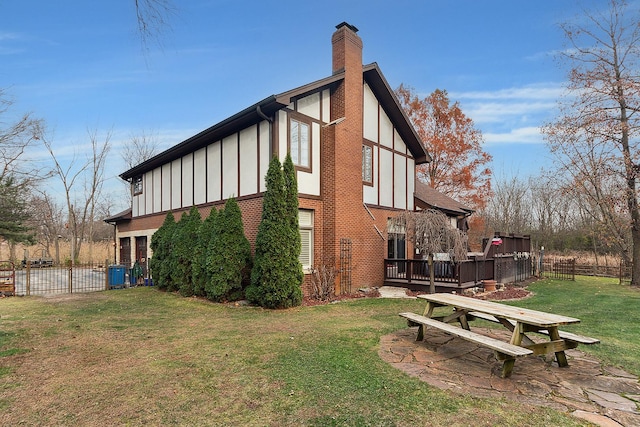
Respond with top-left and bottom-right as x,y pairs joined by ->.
383,278 -> 478,294
384,258 -> 484,293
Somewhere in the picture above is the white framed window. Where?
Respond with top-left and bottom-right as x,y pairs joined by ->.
299,209 -> 314,269
362,143 -> 373,184
132,175 -> 143,196
290,118 -> 310,169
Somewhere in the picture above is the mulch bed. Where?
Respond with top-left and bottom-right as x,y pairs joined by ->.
406,283 -> 533,301
473,284 -> 531,300
302,287 -> 381,306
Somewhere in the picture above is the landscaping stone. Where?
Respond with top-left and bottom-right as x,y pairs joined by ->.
379,326 -> 640,427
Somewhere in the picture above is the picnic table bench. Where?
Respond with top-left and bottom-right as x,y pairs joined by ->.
400,293 -> 599,378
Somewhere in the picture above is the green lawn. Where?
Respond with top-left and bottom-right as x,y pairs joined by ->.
1,277 -> 633,426
506,276 -> 640,377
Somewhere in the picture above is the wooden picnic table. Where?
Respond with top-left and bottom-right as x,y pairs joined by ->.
400,293 -> 599,378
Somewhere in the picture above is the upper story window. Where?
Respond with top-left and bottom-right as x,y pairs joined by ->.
290,118 -> 310,169
132,175 -> 143,196
362,143 -> 373,184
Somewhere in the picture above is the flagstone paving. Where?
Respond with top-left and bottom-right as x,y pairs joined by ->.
379,327 -> 640,427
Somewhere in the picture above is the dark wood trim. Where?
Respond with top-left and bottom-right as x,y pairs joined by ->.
131,192 -> 268,220
298,193 -> 323,201
287,111 -> 314,173
273,111 -> 279,163
256,122 -> 261,192
220,138 -> 224,200
204,146 -> 208,205
363,202 -> 406,212
237,132 -> 241,197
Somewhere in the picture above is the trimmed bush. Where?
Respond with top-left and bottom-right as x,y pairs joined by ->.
283,153 -> 304,290
205,197 -> 252,301
246,155 -> 302,308
173,206 -> 202,296
149,211 -> 176,290
193,207 -> 217,297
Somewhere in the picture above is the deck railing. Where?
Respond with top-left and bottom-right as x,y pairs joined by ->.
384,257 -> 497,288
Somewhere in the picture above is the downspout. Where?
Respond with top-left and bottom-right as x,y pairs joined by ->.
256,104 -> 274,159
256,105 -> 273,123
112,224 -> 117,264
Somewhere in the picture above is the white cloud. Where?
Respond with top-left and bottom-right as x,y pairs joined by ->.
484,127 -> 544,146
451,83 -> 564,101
465,101 -> 556,124
0,32 -> 21,41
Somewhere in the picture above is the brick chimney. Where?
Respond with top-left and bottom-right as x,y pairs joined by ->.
328,22 -> 367,291
332,22 -> 362,75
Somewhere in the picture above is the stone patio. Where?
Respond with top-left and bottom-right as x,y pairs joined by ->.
379,326 -> 640,427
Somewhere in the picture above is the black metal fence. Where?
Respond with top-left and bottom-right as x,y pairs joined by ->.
540,257 -> 576,281
10,260 -> 153,296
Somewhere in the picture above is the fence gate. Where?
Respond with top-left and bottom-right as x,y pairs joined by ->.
542,258 -> 576,281
0,261 -> 16,296
339,238 -> 352,294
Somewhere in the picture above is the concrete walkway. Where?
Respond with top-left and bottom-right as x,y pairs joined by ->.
378,285 -> 416,299
379,326 -> 640,427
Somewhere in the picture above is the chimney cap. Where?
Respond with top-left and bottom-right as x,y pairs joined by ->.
335,22 -> 359,33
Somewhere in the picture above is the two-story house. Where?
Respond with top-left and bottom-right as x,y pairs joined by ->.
108,22 -> 457,295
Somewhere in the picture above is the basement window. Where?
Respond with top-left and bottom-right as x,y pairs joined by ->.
299,210 -> 314,270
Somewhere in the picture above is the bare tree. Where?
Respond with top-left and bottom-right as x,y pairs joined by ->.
120,130 -> 160,203
28,193 -> 66,264
122,130 -> 160,170
0,89 -> 44,181
391,209 -> 468,294
542,0 -> 640,284
43,129 -> 111,263
134,0 -> 176,51
481,175 -> 532,236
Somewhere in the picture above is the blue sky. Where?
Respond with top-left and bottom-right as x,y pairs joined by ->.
0,1 -> 605,208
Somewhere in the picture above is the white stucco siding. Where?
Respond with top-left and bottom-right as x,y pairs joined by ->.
380,109 -> 393,148
207,143 -> 222,203
161,163 -> 171,212
394,153 -> 407,209
322,89 -> 330,122
222,135 -> 238,199
259,121 -> 270,192
407,157 -> 415,210
144,170 -> 153,215
193,148 -> 206,205
297,92 -> 321,120
278,111 -> 288,160
297,122 -> 321,196
363,83 -> 378,143
182,154 -> 194,208
379,148 -> 393,207
239,125 -> 258,197
171,159 -> 182,210
132,193 -> 140,217
394,129 -> 407,154
153,168 -> 162,213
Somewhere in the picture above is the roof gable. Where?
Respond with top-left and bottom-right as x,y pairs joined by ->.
414,180 -> 473,216
363,63 -> 429,164
120,64 -> 429,180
